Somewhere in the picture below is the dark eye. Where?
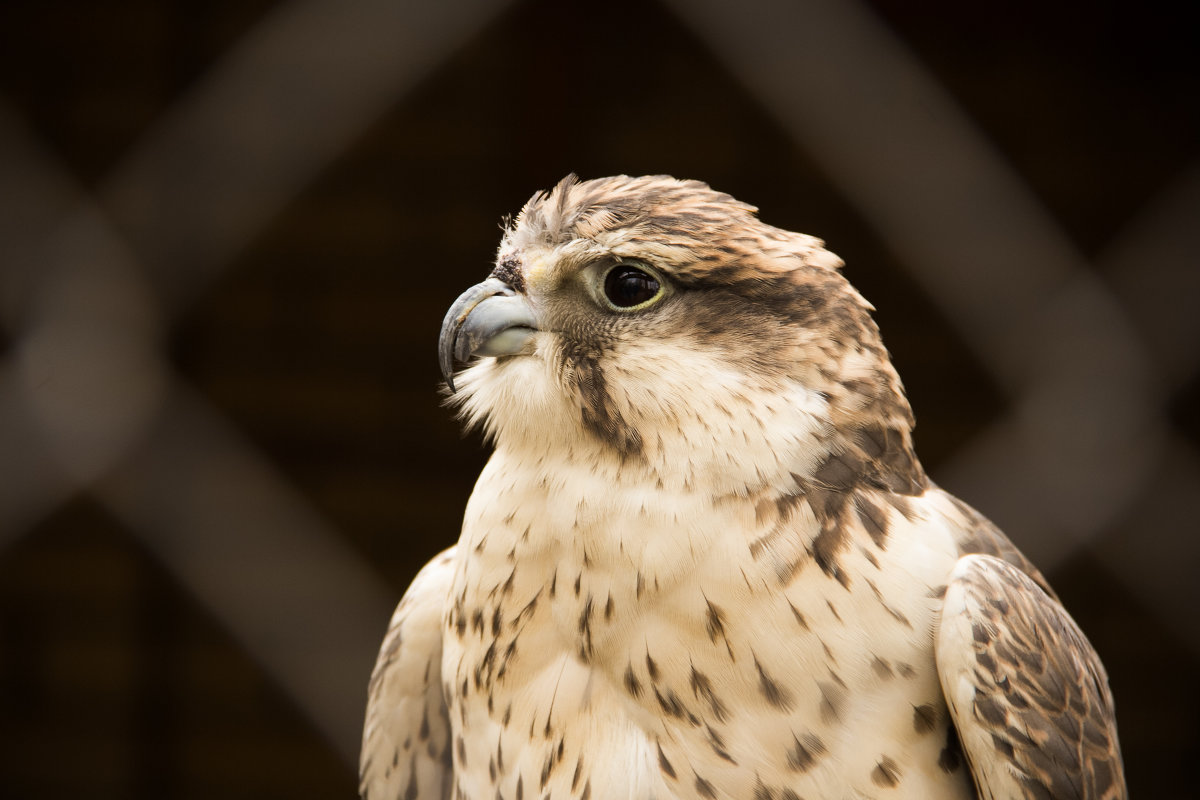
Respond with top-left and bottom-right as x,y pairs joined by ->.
603,265 -> 662,309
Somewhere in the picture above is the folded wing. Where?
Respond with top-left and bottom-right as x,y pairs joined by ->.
360,547 -> 457,800
936,554 -> 1126,800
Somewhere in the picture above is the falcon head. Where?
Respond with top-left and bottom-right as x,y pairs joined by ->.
440,175 -> 923,497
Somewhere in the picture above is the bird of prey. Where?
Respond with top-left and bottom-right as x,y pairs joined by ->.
360,175 -> 1126,800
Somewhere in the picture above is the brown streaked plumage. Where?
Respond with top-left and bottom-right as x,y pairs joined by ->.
362,175 -> 1126,800
938,555 -> 1126,799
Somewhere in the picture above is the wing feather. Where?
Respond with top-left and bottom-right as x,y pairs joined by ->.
360,547 -> 457,800
936,554 -> 1126,800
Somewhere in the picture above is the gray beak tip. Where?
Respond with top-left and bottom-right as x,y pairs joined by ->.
439,335 -> 459,393
438,277 -> 536,395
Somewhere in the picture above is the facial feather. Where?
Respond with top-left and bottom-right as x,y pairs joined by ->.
451,174 -> 924,498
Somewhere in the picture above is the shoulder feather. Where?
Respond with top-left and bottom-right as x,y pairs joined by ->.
936,554 -> 1126,800
360,547 -> 457,800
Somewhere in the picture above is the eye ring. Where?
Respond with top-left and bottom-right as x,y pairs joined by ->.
597,262 -> 667,312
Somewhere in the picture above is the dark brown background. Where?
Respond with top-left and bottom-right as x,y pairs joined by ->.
0,0 -> 1196,797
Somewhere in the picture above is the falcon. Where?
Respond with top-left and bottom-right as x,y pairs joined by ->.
360,175 -> 1126,799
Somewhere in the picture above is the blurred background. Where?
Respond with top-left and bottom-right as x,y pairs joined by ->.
0,0 -> 1196,797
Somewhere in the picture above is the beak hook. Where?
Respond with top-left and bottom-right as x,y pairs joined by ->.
438,278 -> 536,392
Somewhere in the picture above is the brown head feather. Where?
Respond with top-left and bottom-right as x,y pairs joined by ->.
485,175 -> 925,493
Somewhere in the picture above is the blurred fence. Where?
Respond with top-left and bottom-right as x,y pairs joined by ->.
0,0 -> 1196,796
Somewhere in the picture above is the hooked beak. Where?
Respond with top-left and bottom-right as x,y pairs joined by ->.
438,277 -> 537,392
